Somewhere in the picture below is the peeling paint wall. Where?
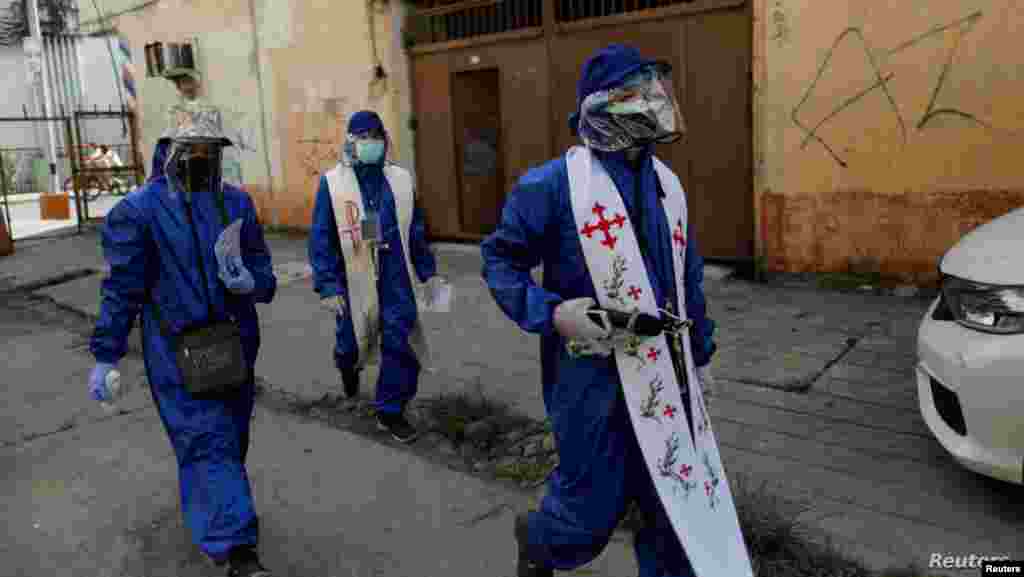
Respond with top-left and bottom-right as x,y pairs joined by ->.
81,0 -> 407,228
757,0 -> 1024,283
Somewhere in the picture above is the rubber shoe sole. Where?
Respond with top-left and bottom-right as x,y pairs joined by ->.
376,413 -> 419,444
515,512 -> 553,577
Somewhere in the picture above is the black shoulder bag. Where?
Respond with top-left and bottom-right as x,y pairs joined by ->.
149,191 -> 249,399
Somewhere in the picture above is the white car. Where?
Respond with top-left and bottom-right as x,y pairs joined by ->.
917,207 -> 1024,485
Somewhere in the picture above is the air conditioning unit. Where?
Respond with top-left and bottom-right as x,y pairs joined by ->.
143,41 -> 196,79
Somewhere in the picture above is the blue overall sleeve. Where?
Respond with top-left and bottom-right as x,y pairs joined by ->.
90,199 -> 148,364
240,194 -> 276,304
409,199 -> 437,283
481,174 -> 564,337
683,226 -> 716,367
308,175 -> 346,299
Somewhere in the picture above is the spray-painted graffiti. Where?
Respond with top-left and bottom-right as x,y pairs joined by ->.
791,11 -> 1017,168
297,137 -> 339,179
770,0 -> 790,46
219,107 -> 258,187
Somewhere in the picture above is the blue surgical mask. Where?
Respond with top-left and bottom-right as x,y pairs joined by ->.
355,140 -> 385,164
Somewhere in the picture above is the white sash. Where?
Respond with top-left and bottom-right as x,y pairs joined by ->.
566,146 -> 753,577
326,163 -> 432,370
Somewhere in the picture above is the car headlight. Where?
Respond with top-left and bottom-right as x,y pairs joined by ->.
941,276 -> 1024,334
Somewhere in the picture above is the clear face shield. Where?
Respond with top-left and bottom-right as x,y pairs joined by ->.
578,64 -> 686,152
165,139 -> 225,196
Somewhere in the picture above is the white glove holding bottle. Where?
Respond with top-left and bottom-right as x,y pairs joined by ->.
321,295 -> 346,318
553,297 -> 611,340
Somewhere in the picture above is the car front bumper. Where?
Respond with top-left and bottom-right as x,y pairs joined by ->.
917,297 -> 1024,485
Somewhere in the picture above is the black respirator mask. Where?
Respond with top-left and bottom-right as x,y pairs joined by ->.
167,143 -> 223,196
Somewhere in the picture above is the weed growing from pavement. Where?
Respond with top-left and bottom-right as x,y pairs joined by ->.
254,378 -> 945,577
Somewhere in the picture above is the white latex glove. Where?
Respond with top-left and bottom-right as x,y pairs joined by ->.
424,275 -> 452,312
426,275 -> 447,293
553,297 -> 611,340
697,364 -> 715,401
321,295 -> 346,318
214,218 -> 244,273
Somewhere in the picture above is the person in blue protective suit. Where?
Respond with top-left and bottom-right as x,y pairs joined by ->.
87,116 -> 277,577
308,110 -> 445,444
481,44 -> 717,577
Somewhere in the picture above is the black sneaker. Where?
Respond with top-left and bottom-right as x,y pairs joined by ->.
376,411 -> 419,443
340,367 -> 360,398
225,545 -> 272,577
515,513 -> 553,577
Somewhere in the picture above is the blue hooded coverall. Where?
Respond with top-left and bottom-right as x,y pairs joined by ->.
308,111 -> 437,414
91,139 -> 277,561
480,45 -> 716,576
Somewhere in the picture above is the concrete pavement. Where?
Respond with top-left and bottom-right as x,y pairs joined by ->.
2,228 -> 1022,574
1,193 -> 117,241
1,290 -> 637,577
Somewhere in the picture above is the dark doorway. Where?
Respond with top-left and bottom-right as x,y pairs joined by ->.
451,68 -> 505,236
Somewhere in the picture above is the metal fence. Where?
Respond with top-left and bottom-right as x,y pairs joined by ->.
0,106 -> 143,242
0,143 -> 134,196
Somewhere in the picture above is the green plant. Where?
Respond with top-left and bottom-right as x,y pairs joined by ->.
754,254 -> 769,282
816,270 -> 882,292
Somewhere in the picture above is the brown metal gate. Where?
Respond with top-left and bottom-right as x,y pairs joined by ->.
407,0 -> 754,262
69,106 -> 146,226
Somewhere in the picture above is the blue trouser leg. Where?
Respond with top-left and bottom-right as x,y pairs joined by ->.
526,395 -> 694,576
334,309 -> 359,371
333,301 -> 419,413
525,400 -> 633,570
148,372 -> 260,561
631,457 -> 697,577
374,317 -> 420,414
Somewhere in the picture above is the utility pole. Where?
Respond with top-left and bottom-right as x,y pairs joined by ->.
26,0 -> 60,195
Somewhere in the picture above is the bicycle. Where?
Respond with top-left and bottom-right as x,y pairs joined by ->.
64,144 -> 131,203
64,171 -> 128,203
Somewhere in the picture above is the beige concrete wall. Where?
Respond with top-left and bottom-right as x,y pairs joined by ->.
82,0 -> 409,229
757,0 -> 1024,283
265,0 -> 404,228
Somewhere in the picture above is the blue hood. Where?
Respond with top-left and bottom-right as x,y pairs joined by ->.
568,44 -> 668,136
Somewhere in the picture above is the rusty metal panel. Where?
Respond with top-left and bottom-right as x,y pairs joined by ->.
450,40 -> 553,208
413,37 -> 551,239
412,53 -> 459,237
409,2 -> 753,256
452,67 -> 505,234
685,7 -> 753,259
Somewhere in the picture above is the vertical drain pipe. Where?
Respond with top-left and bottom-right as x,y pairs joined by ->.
246,0 -> 276,226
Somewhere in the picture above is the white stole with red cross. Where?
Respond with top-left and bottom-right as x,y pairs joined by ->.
566,146 -> 753,577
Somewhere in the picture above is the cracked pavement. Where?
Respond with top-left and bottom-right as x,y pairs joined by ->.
2,229 -> 1021,575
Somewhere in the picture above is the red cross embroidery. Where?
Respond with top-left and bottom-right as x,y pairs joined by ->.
673,221 -> 686,247
343,201 -> 362,248
580,202 -> 626,250
628,286 -> 642,300
663,404 -> 676,418
680,464 -> 692,478
647,348 -> 660,361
